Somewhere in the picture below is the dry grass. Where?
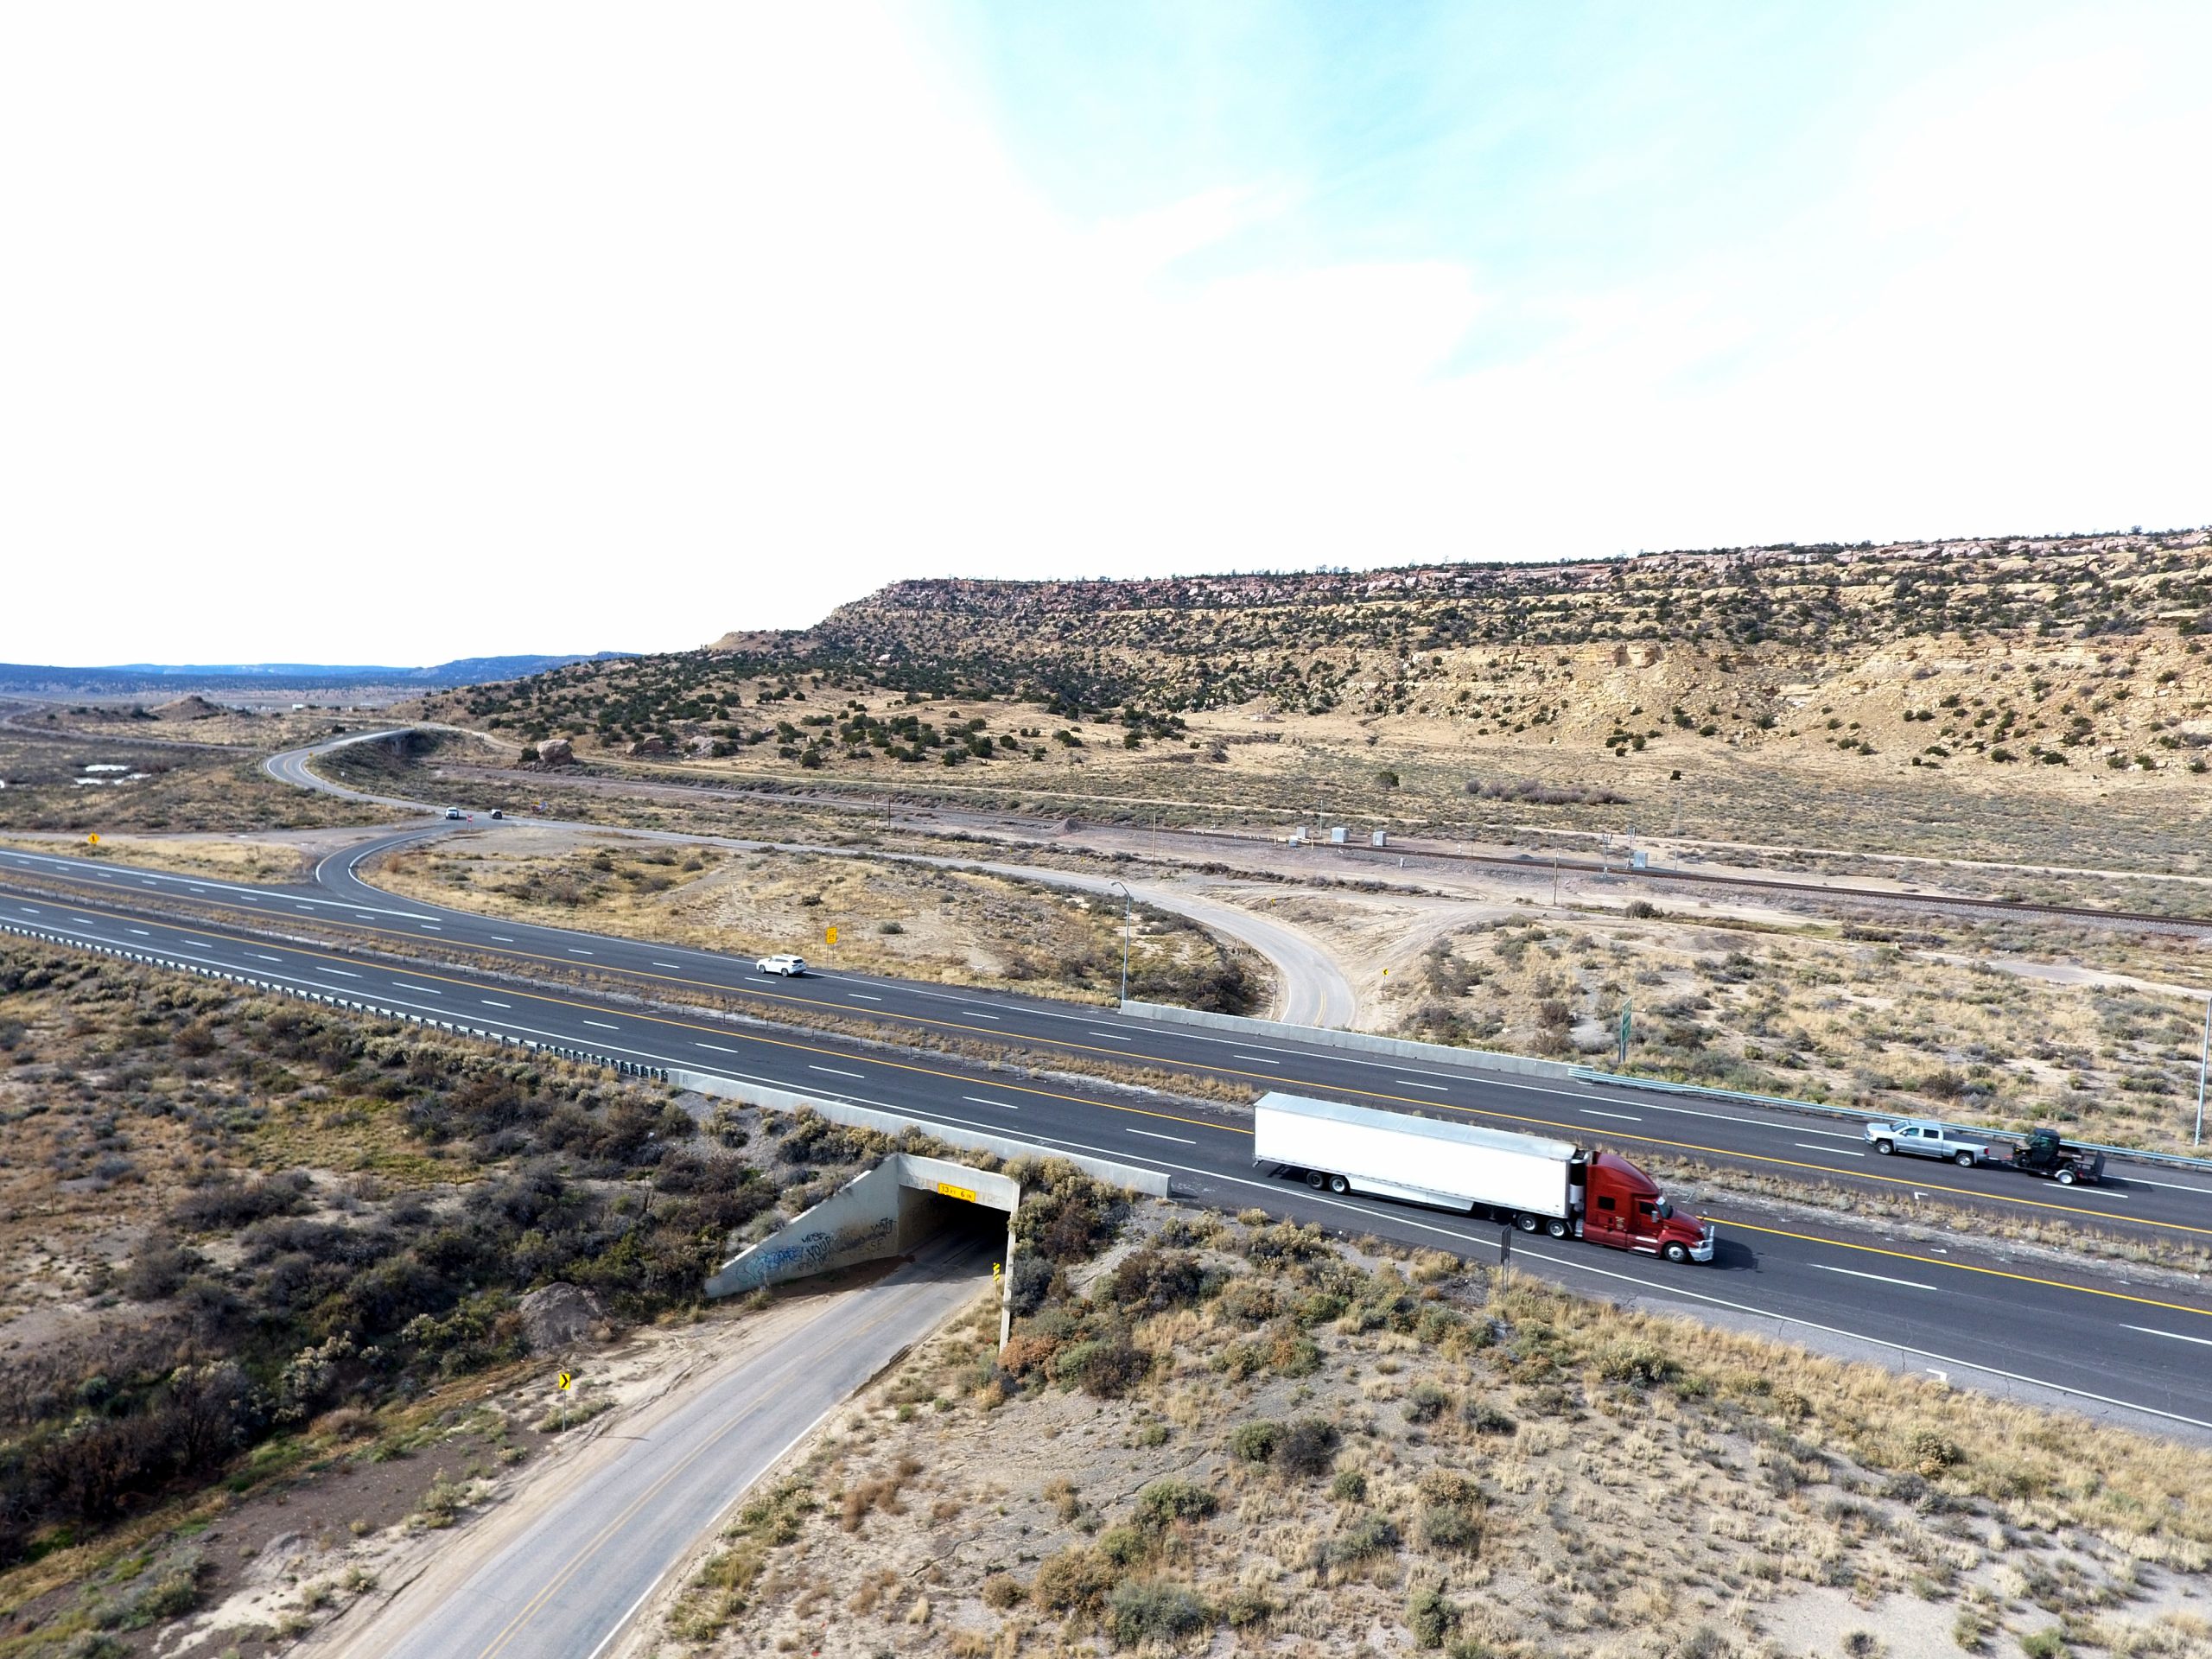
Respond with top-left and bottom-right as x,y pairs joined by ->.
369,826 -> 1258,1011
659,1210 -> 2212,1658
1370,909 -> 2212,1154
426,569 -> 2212,881
0,940 -> 826,1651
0,831 -> 324,883
0,733 -> 396,836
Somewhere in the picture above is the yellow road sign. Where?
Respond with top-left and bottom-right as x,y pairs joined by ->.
86,834 -> 99,845
556,1371 -> 573,1392
936,1182 -> 978,1204
826,925 -> 838,946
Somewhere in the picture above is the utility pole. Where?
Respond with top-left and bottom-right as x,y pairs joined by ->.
1111,880 -> 1133,1007
1551,855 -> 1559,908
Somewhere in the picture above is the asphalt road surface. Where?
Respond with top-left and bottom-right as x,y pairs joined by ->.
332,1236 -> 992,1659
10,836 -> 2209,1246
7,845 -> 2212,1439
264,732 -> 1361,1025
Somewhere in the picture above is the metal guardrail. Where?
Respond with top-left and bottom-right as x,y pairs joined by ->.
0,922 -> 670,1083
1570,1064 -> 2212,1175
13,917 -> 2206,1175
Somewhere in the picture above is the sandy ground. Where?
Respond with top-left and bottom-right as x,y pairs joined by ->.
0,825 -> 396,883
629,1205 -> 2212,1659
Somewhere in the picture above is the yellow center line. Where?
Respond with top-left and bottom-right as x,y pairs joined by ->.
1712,1214 -> 2212,1320
18,868 -> 2212,1246
474,1288 -> 926,1658
20,890 -> 1232,1135
25,879 -> 2209,1342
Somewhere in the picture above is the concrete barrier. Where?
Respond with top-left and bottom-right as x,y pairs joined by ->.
666,1069 -> 1171,1197
1116,992 -> 2212,1177
1121,999 -> 1582,1083
706,1152 -> 1020,1298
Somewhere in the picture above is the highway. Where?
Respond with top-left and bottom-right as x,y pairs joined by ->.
264,732 -> 1363,1024
7,836 -> 2211,1247
6,843 -> 2212,1440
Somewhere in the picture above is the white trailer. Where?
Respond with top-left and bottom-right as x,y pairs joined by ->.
1252,1091 -> 1579,1220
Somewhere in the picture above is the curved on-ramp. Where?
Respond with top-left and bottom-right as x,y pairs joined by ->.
266,732 -> 1360,1027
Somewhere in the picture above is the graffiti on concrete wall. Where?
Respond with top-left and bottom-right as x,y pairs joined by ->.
719,1212 -> 897,1292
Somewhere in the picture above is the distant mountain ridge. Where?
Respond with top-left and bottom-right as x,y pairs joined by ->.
0,652 -> 634,695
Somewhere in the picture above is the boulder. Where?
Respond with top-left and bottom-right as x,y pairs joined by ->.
537,737 -> 575,766
518,1283 -> 608,1355
627,735 -> 670,757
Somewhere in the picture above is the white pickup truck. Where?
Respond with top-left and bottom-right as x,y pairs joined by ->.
1863,1119 -> 1990,1166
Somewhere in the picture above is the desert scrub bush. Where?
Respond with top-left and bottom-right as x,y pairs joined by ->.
1227,1414 -> 1336,1478
1276,1417 -> 1341,1476
1331,1469 -> 1369,1502
1419,1503 -> 1482,1553
1243,1221 -> 1330,1265
979,1573 -> 1025,1610
2018,1630 -> 2066,1659
535,1395 -> 614,1433
1134,1478 -> 1218,1531
1109,1580 -> 1214,1644
1222,1320 -> 1321,1380
1053,1336 -> 1151,1398
1007,1160 -> 1128,1263
1104,1248 -> 1209,1313
1911,1427 -> 1963,1476
168,1173 -> 311,1232
1327,1512 -> 1403,1569
1462,1398 -> 1516,1434
1219,1585 -> 1275,1628
412,1471 -> 478,1529
1030,1546 -> 1117,1615
1006,1251 -> 1057,1316
1404,1380 -> 1452,1423
733,1478 -> 816,1546
1408,1585 -> 1461,1649
1230,1421 -> 1281,1464
1595,1344 -> 1678,1389
1214,1276 -> 1279,1325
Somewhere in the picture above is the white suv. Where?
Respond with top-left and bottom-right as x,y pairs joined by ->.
755,954 -> 807,976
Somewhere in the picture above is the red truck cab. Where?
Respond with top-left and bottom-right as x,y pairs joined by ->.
1579,1151 -> 1714,1262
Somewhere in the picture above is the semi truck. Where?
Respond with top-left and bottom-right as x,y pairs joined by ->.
1253,1091 -> 1716,1263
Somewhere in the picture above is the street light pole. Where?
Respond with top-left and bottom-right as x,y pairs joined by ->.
1110,880 -> 1133,1008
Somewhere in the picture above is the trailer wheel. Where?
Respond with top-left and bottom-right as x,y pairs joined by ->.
1872,1140 -> 1894,1154
1662,1242 -> 1690,1264
1327,1174 -> 1351,1195
1544,1217 -> 1569,1238
1515,1213 -> 1540,1233
2056,1166 -> 2076,1185
1954,1149 -> 1975,1167
1305,1171 -> 1325,1190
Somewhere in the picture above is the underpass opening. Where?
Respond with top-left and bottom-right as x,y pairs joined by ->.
903,1183 -> 1009,1258
707,1154 -> 1020,1341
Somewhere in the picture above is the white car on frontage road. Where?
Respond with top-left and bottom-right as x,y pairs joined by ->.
755,954 -> 808,976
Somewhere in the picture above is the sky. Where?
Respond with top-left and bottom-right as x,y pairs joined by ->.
3,3 -> 2208,667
